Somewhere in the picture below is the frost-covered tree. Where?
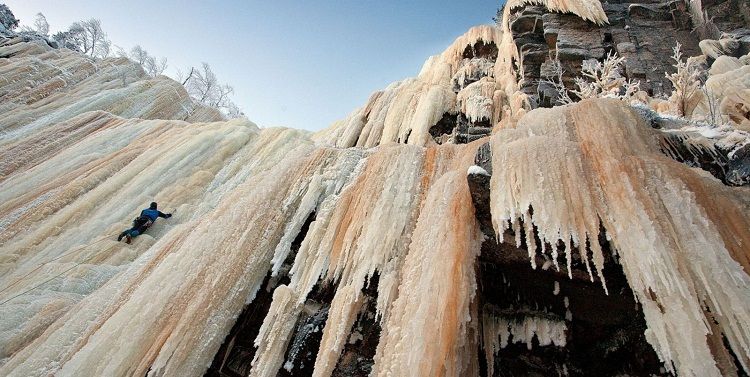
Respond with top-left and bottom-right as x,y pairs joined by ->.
129,45 -> 149,65
540,59 -> 575,105
186,63 -> 220,104
665,42 -> 702,117
492,5 -> 505,27
116,45 -> 168,77
19,12 -> 50,35
144,55 -> 168,77
177,67 -> 194,86
572,52 -> 639,101
81,19 -> 110,58
52,29 -> 83,52
225,102 -> 245,118
700,83 -> 722,127
181,63 -> 242,117
0,4 -> 19,31
33,12 -> 49,36
62,18 -> 111,58
543,52 -> 639,105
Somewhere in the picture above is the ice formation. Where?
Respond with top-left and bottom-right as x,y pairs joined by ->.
505,0 -> 608,25
704,64 -> 750,131
482,309 -> 567,377
489,99 -> 750,376
1,1 -> 750,376
314,25 -> 504,148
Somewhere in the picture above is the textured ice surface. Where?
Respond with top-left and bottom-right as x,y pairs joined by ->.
489,100 -> 750,376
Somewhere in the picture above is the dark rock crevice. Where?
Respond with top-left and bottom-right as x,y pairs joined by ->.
278,274 -> 382,377
204,270 -> 278,377
277,281 -> 339,376
463,40 -> 499,60
332,274 -> 382,377
205,211 -> 318,377
429,113 -> 493,145
429,112 -> 457,143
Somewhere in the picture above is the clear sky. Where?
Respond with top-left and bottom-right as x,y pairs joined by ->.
6,1 -> 500,131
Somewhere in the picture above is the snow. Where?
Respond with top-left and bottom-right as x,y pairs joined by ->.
467,165 -> 490,176
283,361 -> 293,372
457,78 -> 496,123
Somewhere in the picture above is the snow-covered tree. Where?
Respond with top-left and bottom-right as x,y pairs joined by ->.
52,29 -> 83,52
61,18 -> 111,58
0,4 -> 19,31
492,6 -> 505,27
18,12 -> 50,36
225,102 -> 245,118
181,63 -> 242,117
543,52 -> 639,105
572,52 -> 639,101
700,83 -> 722,126
129,45 -> 149,65
540,59 -> 575,105
115,45 -> 168,77
33,12 -> 49,36
186,63 -> 223,104
144,55 -> 168,77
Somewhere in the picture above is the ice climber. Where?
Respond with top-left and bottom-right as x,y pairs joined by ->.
117,202 -> 172,244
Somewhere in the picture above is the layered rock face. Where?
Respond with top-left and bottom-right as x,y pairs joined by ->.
0,1 -> 749,377
512,0 -> 702,101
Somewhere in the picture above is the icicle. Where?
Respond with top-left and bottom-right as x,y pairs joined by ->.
482,310 -> 567,369
250,286 -> 303,377
589,234 -> 609,295
372,167 -> 483,377
523,210 -> 537,269
311,285 -> 364,377
512,218 -> 523,250
563,238 -> 573,279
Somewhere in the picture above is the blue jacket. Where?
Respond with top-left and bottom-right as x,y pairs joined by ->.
140,208 -> 169,221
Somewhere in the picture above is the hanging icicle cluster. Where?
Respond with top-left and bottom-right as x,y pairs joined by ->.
489,99 -> 750,376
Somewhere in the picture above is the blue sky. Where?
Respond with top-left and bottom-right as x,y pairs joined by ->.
6,1 -> 500,130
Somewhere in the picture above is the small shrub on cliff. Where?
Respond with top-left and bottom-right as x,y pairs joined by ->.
573,52 -> 640,101
542,51 -> 640,105
540,59 -> 574,105
665,42 -> 702,117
